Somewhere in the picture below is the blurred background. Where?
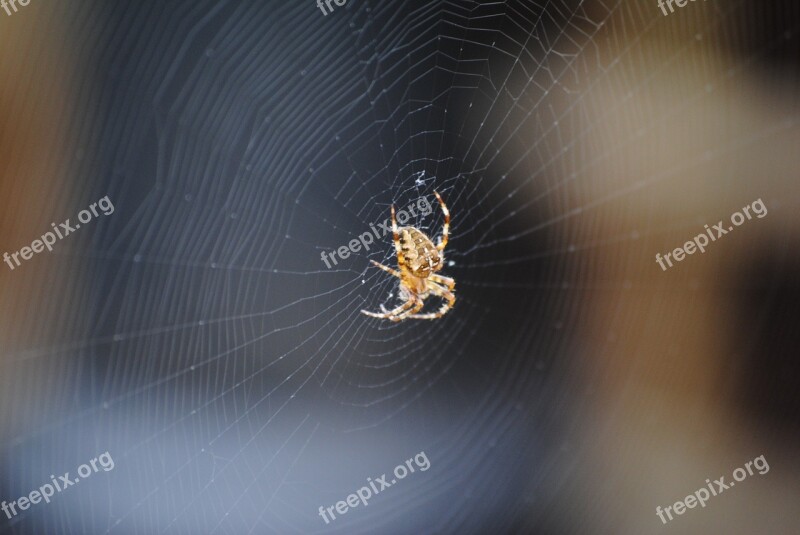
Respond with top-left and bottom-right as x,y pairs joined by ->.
0,0 -> 798,533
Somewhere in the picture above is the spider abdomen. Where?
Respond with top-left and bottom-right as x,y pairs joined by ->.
398,227 -> 442,277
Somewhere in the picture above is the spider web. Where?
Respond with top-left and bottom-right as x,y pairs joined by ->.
2,0 -> 797,533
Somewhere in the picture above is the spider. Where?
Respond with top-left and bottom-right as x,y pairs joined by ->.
361,191 -> 455,322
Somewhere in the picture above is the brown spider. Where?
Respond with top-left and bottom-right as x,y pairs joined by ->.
361,191 -> 455,322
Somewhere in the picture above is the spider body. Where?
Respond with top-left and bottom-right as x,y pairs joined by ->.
398,227 -> 442,279
362,191 -> 455,322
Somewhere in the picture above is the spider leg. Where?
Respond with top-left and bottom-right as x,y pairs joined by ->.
433,191 -> 449,252
391,205 -> 408,270
428,273 -> 455,290
407,282 -> 455,320
369,260 -> 401,279
362,260 -> 421,321
392,295 -> 424,321
361,294 -> 420,322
